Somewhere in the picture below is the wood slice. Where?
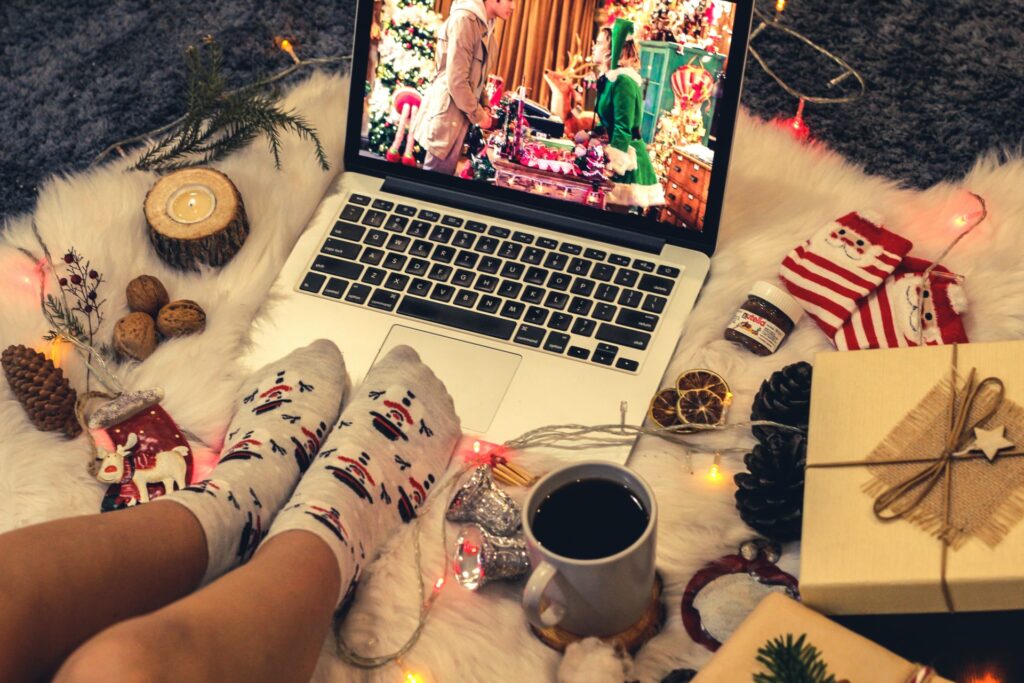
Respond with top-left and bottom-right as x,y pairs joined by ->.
144,168 -> 249,271
529,573 -> 666,655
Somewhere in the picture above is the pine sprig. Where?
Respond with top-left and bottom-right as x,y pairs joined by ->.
42,294 -> 87,343
754,634 -> 838,683
134,38 -> 329,172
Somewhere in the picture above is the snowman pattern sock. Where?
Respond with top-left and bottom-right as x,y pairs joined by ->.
779,212 -> 913,337
263,345 -> 462,607
159,339 -> 347,585
834,256 -> 969,350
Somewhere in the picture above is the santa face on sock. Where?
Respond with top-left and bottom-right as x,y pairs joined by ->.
834,257 -> 969,350
814,218 -> 887,268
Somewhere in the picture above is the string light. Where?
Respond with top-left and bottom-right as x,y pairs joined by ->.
707,452 -> 724,482
748,3 -> 866,137
274,36 -> 300,65
404,672 -> 425,683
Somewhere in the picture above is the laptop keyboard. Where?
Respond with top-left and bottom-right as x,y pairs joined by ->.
298,193 -> 682,373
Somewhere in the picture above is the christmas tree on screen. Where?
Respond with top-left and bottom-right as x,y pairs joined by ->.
366,0 -> 442,157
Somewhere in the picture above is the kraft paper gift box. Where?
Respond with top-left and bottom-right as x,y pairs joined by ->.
692,593 -> 953,682
801,341 -> 1024,615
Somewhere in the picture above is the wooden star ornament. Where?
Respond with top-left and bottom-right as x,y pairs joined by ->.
967,426 -> 1016,462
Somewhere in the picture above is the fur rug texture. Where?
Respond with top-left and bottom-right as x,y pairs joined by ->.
2,72 -> 1024,682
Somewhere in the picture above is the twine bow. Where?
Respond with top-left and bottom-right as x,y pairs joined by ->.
807,345 -> 1024,612
871,368 -> 1004,525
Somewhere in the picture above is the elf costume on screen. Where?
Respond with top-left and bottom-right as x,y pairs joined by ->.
778,211 -> 969,351
597,19 -> 665,210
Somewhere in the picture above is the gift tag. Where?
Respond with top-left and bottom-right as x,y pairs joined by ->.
89,390 -> 193,511
681,541 -> 799,652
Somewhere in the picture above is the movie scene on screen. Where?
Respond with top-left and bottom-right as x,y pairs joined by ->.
360,0 -> 739,232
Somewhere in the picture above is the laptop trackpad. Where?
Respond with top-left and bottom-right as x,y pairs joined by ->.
374,326 -> 521,434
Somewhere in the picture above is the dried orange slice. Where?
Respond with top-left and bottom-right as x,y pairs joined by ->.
648,388 -> 682,428
676,369 -> 731,403
676,388 -> 726,426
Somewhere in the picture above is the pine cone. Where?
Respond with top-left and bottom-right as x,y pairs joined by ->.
750,361 -> 813,442
1,344 -> 81,437
734,431 -> 806,542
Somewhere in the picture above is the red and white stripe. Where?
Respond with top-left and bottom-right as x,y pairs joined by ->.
779,212 -> 912,337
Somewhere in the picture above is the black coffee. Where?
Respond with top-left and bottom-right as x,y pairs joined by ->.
531,478 -> 648,560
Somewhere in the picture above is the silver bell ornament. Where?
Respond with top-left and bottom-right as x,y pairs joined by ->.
453,523 -> 531,590
446,465 -> 522,536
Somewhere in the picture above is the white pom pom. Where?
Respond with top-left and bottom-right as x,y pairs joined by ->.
947,283 -> 968,314
557,638 -> 632,683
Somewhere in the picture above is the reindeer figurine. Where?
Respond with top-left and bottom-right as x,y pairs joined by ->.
96,432 -> 189,504
542,35 -> 597,139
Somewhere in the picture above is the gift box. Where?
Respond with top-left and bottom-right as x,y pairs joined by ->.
692,593 -> 953,681
801,341 -> 1024,615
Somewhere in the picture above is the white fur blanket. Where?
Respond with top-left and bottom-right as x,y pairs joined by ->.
2,72 -> 1023,682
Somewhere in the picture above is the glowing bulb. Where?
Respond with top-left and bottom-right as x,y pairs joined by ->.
954,214 -> 968,227
275,36 -> 300,64
775,0 -> 786,13
707,464 -> 722,481
967,673 -> 1001,683
434,577 -> 445,590
405,673 -> 425,683
473,440 -> 481,454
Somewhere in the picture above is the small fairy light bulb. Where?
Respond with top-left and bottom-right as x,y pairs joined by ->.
775,0 -> 787,17
275,36 -> 300,64
707,452 -> 723,482
404,672 -> 425,683
434,577 -> 445,591
473,440 -> 481,455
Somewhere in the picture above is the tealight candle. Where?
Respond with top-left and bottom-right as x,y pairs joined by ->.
166,184 -> 217,224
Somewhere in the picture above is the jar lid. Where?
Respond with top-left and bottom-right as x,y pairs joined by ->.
750,280 -> 804,324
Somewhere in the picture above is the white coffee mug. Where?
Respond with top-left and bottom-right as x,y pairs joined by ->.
521,461 -> 658,637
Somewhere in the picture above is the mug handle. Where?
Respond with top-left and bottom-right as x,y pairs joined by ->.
522,561 -> 566,628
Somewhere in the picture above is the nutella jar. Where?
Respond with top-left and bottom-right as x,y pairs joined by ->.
725,281 -> 803,356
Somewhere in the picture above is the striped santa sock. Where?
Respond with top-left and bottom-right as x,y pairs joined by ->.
834,257 -> 969,350
779,212 -> 913,338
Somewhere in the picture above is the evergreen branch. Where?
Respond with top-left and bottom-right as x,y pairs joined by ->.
109,38 -> 339,172
43,294 -> 88,343
754,634 -> 837,683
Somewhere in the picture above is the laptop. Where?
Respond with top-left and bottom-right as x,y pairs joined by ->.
244,0 -> 754,462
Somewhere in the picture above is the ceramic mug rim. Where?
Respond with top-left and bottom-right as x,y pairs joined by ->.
521,460 -> 657,566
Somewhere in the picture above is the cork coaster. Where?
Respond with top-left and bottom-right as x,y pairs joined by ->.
529,573 -> 665,655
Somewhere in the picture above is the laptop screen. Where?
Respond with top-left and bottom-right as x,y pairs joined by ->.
349,0 -> 752,254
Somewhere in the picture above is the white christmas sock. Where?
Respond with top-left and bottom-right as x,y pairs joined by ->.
158,339 -> 347,585
779,212 -> 913,337
263,345 -> 462,606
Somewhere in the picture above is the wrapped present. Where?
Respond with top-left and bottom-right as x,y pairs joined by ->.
802,341 -> 1024,614
692,593 -> 952,681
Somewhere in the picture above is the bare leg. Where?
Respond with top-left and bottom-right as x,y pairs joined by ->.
55,530 -> 339,683
0,504 -> 206,682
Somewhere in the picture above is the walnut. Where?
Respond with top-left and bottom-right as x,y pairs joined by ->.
125,275 -> 170,316
113,312 -> 158,361
156,300 -> 206,337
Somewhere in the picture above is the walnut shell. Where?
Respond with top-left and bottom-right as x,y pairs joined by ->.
125,275 -> 170,316
156,300 -> 206,337
113,312 -> 157,361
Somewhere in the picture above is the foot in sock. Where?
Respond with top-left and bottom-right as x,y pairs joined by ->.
263,344 -> 462,607
779,212 -> 913,337
159,339 -> 347,585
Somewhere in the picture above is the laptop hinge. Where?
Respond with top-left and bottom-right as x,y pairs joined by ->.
382,176 -> 665,255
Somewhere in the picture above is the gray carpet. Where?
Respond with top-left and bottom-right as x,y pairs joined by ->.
2,0 -> 1022,222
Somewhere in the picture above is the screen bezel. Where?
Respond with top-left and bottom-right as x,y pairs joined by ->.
345,0 -> 754,257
